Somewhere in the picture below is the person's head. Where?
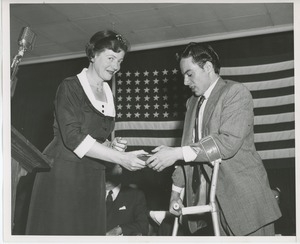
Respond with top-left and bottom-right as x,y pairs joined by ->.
85,30 -> 129,81
106,165 -> 123,188
179,43 -> 220,96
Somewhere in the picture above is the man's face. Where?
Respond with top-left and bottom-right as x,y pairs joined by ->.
180,57 -> 211,96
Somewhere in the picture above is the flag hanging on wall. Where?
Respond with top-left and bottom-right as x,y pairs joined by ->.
114,33 -> 294,167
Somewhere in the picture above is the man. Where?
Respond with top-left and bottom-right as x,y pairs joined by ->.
105,165 -> 149,236
146,43 -> 281,236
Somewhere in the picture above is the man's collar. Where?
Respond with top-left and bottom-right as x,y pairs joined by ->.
204,77 -> 220,99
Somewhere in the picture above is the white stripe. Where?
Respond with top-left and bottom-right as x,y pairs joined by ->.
254,112 -> 294,125
220,60 -> 294,76
254,130 -> 295,143
126,137 -> 182,147
115,121 -> 184,130
244,77 -> 294,91
253,94 -> 294,108
258,148 -> 295,160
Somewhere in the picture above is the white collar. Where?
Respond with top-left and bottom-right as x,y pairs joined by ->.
106,184 -> 121,201
77,68 -> 115,117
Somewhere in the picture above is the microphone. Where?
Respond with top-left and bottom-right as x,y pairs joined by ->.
11,27 -> 36,70
11,27 -> 37,97
18,27 -> 36,51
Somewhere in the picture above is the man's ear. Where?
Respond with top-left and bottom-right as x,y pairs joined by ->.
203,61 -> 214,73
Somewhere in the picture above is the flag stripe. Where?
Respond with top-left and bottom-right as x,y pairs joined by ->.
255,139 -> 294,150
251,86 -> 294,99
254,121 -> 294,133
220,60 -> 294,76
258,148 -> 295,160
125,137 -> 182,147
223,69 -> 293,83
254,130 -> 295,143
263,158 -> 294,168
223,53 -> 293,67
116,129 -> 183,138
254,104 -> 294,115
253,94 -> 294,108
254,112 -> 294,125
245,77 -> 294,91
115,121 -> 184,130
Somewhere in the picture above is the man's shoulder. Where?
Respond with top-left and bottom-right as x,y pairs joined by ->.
222,78 -> 245,87
221,78 -> 250,94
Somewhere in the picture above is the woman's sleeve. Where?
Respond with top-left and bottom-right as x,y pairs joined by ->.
54,80 -> 96,157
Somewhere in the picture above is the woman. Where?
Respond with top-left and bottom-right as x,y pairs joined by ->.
26,30 -> 147,235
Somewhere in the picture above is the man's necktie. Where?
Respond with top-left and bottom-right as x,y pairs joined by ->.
106,190 -> 113,213
192,96 -> 205,200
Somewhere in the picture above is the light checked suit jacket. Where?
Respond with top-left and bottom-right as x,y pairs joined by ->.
172,78 -> 281,235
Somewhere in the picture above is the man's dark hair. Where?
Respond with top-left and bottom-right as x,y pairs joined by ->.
180,42 -> 221,74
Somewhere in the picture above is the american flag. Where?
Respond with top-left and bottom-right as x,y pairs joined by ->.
113,41 -> 294,167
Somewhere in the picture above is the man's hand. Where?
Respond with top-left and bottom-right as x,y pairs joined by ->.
146,146 -> 183,172
106,226 -> 122,236
169,191 -> 184,216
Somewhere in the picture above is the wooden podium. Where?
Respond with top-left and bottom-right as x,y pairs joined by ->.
11,126 -> 51,231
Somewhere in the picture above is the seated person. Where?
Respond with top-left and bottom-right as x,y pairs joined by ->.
106,165 -> 149,236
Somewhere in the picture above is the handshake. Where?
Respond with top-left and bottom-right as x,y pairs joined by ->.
109,137 -> 152,159
109,137 -> 182,172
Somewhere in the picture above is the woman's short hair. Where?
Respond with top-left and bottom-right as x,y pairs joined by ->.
180,42 -> 221,74
85,30 -> 129,63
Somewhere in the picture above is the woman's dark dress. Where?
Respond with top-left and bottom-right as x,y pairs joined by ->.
26,74 -> 115,235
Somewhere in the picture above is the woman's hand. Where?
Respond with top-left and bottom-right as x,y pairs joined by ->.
110,137 -> 128,152
146,146 -> 183,172
119,150 -> 148,171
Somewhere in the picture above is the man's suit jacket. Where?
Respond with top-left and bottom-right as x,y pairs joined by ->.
172,78 -> 281,235
106,185 -> 149,235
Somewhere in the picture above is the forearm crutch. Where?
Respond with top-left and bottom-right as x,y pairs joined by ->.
172,136 -> 222,236
171,189 -> 185,236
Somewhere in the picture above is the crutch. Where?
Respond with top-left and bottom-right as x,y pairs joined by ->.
172,136 -> 222,236
171,189 -> 185,236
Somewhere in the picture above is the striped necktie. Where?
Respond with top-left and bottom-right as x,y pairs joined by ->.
192,96 -> 205,200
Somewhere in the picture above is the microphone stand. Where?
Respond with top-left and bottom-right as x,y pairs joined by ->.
11,26 -> 36,97
11,46 -> 25,81
10,46 -> 25,97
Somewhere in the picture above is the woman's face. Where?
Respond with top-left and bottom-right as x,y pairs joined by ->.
92,49 -> 125,81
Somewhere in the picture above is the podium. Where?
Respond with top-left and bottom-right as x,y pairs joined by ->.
11,126 -> 51,231
11,126 -> 51,172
